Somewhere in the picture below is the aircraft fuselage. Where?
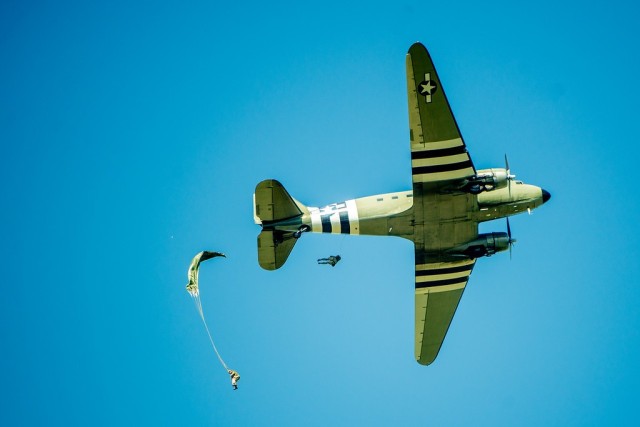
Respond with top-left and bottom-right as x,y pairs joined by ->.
270,180 -> 548,246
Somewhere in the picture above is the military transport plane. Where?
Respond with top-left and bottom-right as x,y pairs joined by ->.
253,42 -> 551,365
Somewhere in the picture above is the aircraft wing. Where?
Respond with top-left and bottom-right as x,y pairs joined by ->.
406,42 -> 476,185
407,43 -> 480,365
414,256 -> 476,365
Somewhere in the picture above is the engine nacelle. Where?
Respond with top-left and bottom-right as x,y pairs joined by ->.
450,232 -> 510,259
461,168 -> 509,194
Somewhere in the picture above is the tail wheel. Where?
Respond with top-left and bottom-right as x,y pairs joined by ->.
293,225 -> 311,239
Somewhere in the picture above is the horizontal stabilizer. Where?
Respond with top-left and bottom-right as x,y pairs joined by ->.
254,179 -> 304,223
257,230 -> 297,270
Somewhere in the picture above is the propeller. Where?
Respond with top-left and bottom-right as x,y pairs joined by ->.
505,154 -> 516,196
506,217 -> 517,259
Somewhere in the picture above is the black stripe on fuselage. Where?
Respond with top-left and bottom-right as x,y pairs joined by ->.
339,211 -> 350,234
415,277 -> 468,289
411,145 -> 467,160
415,264 -> 473,277
412,160 -> 473,175
321,214 -> 332,233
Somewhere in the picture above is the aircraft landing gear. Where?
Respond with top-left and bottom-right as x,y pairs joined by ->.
293,225 -> 311,239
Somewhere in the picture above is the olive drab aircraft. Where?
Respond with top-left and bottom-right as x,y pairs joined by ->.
253,42 -> 551,366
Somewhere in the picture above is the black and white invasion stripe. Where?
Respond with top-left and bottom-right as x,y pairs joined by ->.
411,138 -> 475,184
415,259 -> 475,293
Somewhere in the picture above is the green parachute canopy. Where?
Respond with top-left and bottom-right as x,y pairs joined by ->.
186,251 -> 225,298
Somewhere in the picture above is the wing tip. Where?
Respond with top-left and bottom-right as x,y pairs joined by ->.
416,355 -> 436,366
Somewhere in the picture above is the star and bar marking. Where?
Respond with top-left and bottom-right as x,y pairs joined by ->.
418,73 -> 438,103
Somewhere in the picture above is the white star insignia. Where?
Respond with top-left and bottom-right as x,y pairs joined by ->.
420,81 -> 436,95
418,73 -> 438,103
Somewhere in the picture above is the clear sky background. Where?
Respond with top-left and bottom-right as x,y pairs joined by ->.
2,1 -> 639,426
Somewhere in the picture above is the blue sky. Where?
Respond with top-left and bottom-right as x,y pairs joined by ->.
2,0 -> 639,425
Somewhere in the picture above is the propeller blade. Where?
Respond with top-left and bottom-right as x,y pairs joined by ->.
505,154 -> 512,197
506,218 -> 516,260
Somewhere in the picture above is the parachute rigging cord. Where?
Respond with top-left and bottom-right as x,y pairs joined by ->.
186,251 -> 237,379
190,289 -> 229,371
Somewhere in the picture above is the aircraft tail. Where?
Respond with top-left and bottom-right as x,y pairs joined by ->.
254,179 -> 308,270
257,230 -> 297,270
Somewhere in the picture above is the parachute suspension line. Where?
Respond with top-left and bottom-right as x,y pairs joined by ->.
200,311 -> 229,372
190,294 -> 228,372
191,294 -> 204,319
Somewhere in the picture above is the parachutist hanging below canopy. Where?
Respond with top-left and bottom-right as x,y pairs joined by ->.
185,250 -> 239,388
228,369 -> 240,390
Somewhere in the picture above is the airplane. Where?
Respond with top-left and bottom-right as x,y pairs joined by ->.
252,42 -> 551,365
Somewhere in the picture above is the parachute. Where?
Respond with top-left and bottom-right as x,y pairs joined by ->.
186,251 -> 225,299
186,251 -> 240,389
